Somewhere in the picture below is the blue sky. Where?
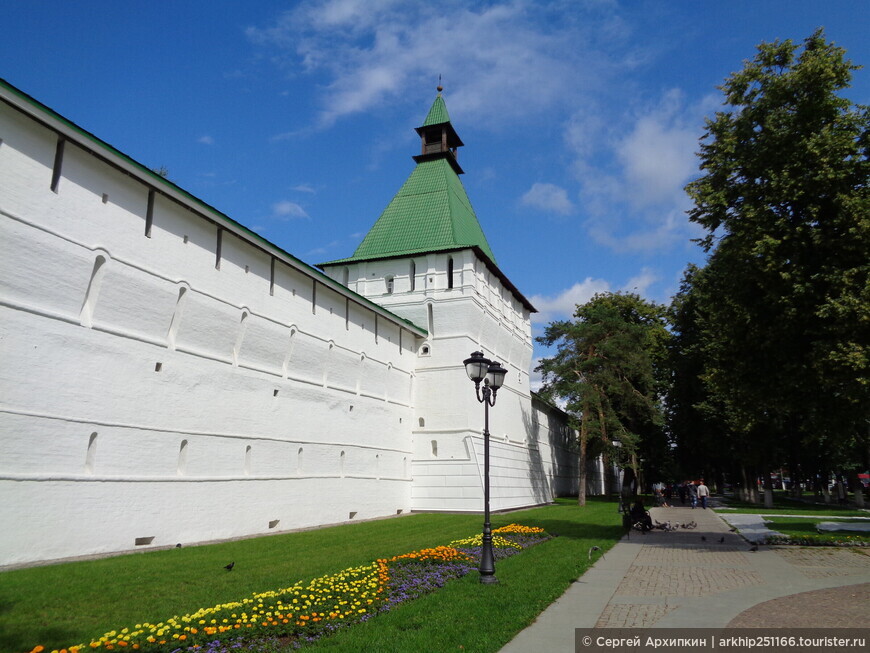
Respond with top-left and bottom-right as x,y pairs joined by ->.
3,1 -> 869,371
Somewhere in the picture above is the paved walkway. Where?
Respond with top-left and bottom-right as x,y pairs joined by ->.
500,503 -> 870,652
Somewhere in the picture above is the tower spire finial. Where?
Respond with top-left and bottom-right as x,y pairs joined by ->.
437,74 -> 443,94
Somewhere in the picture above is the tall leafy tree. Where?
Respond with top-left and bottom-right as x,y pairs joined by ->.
681,29 -> 869,504
537,292 -> 669,506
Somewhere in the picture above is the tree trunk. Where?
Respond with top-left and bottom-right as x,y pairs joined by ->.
577,412 -> 588,507
750,466 -> 761,504
621,466 -> 637,508
848,469 -> 865,508
631,452 -> 642,497
792,466 -> 803,499
739,465 -> 748,502
762,467 -> 774,508
820,470 -> 832,504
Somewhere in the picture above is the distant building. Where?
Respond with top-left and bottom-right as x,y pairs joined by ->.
0,79 -> 597,567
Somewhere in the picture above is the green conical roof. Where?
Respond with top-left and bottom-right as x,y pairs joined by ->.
422,95 -> 450,126
326,157 -> 496,265
322,92 -> 496,266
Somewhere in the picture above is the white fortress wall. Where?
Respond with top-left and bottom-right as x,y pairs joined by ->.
0,95 -> 424,566
330,249 -> 576,512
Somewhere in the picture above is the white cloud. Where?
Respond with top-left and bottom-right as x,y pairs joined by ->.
247,3 -> 703,256
529,277 -> 611,325
616,90 -> 698,209
529,357 -> 544,393
569,89 -> 707,254
272,200 -> 310,219
520,182 -> 574,216
622,266 -> 660,296
197,135 -> 214,145
246,1 -> 633,128
292,184 -> 316,193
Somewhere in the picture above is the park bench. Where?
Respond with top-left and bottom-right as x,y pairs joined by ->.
620,503 -> 651,536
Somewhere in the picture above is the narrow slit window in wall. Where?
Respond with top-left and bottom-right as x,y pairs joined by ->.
177,440 -> 188,476
409,260 -> 416,291
85,432 -> 98,474
145,189 -> 155,237
385,276 -> 394,294
50,137 -> 65,193
215,228 -> 223,269
345,298 -> 350,331
342,267 -> 349,286
232,311 -> 249,366
311,280 -> 317,314
79,254 -> 107,328
166,286 -> 187,350
447,257 -> 454,289
270,257 -> 276,296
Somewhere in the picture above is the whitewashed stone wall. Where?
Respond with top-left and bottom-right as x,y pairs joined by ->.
324,243 -> 579,513
0,83 -> 583,567
0,94 -> 424,566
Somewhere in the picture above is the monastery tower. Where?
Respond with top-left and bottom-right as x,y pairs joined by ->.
321,89 -> 555,511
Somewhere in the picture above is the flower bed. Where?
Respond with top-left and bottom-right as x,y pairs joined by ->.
31,524 -> 549,653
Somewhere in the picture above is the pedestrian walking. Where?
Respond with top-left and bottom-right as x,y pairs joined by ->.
688,481 -> 698,508
697,479 -> 710,509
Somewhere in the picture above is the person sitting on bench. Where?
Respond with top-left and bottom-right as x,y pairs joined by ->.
630,498 -> 653,532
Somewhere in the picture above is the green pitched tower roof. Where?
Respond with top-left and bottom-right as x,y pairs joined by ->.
422,94 -> 450,126
322,90 -> 496,265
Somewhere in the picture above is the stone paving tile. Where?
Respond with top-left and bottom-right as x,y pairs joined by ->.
774,547 -> 870,568
614,565 -> 763,597
798,567 -> 868,578
634,546 -> 748,566
595,603 -> 677,628
727,582 -> 870,628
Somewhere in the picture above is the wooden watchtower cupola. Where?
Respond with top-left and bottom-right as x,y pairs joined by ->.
413,85 -> 464,175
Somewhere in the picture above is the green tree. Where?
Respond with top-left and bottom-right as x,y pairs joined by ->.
536,292 -> 670,506
681,29 -> 869,505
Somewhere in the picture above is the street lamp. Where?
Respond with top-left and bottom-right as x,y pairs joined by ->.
463,351 -> 507,584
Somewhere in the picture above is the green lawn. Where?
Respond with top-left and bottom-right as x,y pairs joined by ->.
0,498 -> 622,653
717,493 -> 868,517
763,516 -> 870,545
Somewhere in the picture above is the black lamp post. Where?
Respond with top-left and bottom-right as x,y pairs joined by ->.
463,350 -> 507,584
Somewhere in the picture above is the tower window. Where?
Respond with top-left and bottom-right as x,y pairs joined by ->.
385,276 -> 394,294
447,258 -> 454,289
